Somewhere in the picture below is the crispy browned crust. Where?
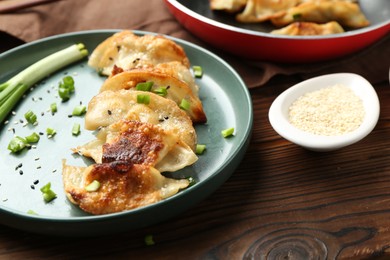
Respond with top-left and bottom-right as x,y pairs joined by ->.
102,120 -> 165,164
63,160 -> 189,215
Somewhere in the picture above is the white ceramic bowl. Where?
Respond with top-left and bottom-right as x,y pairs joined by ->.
268,73 -> 380,152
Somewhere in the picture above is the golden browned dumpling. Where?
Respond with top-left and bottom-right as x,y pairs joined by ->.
210,0 -> 247,12
270,1 -> 370,28
73,120 -> 198,172
100,67 -> 207,124
88,30 -> 190,76
236,0 -> 300,23
271,21 -> 344,35
85,90 -> 197,151
62,160 -> 190,215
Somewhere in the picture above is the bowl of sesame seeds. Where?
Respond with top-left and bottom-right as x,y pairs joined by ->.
268,73 -> 380,152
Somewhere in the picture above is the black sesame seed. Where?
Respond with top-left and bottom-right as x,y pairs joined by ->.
68,115 -> 73,118
33,180 -> 39,185
15,163 -> 22,170
19,170 -> 23,175
107,110 -> 112,115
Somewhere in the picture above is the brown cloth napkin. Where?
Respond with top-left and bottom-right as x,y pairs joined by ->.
0,0 -> 389,88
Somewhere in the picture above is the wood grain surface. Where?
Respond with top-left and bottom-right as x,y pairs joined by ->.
0,74 -> 389,259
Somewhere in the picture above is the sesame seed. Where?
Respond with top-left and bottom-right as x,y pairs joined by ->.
289,84 -> 365,136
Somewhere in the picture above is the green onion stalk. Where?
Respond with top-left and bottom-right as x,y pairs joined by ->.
0,44 -> 88,123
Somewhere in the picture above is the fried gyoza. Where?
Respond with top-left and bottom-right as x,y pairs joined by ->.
85,90 -> 197,151
62,160 -> 190,215
271,1 -> 370,28
88,31 -> 190,76
73,120 -> 198,172
271,21 -> 344,35
236,0 -> 300,23
100,66 -> 207,124
210,0 -> 247,12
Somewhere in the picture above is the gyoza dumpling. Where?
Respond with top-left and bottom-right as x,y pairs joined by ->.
210,0 -> 247,13
73,120 -> 198,172
236,0 -> 300,23
271,21 -> 344,35
88,30 -> 190,76
270,1 -> 370,28
100,67 -> 207,124
85,90 -> 197,151
62,160 -> 190,215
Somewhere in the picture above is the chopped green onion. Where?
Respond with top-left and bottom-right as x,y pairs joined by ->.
135,81 -> 154,91
40,182 -> 57,202
293,13 -> 302,20
25,132 -> 40,143
195,144 -> 206,155
24,110 -> 37,124
72,123 -> 81,136
193,65 -> 203,78
72,105 -> 87,116
58,87 -> 71,101
137,94 -> 150,104
7,136 -> 27,153
85,180 -> 101,192
46,127 -> 56,137
144,235 -> 155,246
27,209 -> 38,215
221,127 -> 235,138
62,75 -> 75,91
58,75 -> 76,101
0,44 -> 88,123
153,87 -> 168,97
179,98 -> 191,110
50,102 -> 57,113
187,176 -> 197,187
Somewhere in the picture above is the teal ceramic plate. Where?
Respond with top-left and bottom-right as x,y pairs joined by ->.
0,30 -> 252,236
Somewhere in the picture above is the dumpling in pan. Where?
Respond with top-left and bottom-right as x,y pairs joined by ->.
73,120 -> 198,172
210,0 -> 247,13
270,1 -> 370,28
271,21 -> 344,35
88,30 -> 190,76
236,0 -> 300,23
100,67 -> 207,124
85,90 -> 197,150
62,160 -> 190,215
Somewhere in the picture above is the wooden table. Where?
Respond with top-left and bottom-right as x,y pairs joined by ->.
0,59 -> 389,258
